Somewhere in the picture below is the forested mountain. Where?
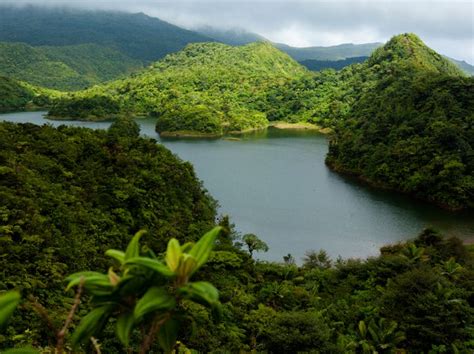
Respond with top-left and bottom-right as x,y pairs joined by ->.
299,56 -> 368,71
49,42 -> 308,135
275,42 -> 382,61
448,57 -> 474,76
196,26 -> 266,45
0,121 -> 472,352
326,34 -> 473,210
0,6 -> 213,62
0,42 -> 142,91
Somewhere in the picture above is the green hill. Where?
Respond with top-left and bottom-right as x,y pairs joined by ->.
0,76 -> 59,112
326,34 -> 473,210
0,76 -> 35,113
0,42 -> 143,91
49,42 -> 309,135
0,6 -> 213,62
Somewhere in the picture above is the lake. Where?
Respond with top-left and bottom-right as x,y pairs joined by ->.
1,111 -> 473,262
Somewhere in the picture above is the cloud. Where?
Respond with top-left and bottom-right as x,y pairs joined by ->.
3,0 -> 474,62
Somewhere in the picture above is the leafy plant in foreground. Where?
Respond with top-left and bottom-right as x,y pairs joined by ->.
66,227 -> 222,353
0,292 -> 38,354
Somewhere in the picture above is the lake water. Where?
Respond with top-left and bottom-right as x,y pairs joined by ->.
1,111 -> 473,262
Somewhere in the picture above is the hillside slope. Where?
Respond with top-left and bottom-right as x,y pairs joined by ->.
0,6 -> 213,62
326,34 -> 473,210
0,42 -> 142,91
0,76 -> 59,112
49,42 -> 309,134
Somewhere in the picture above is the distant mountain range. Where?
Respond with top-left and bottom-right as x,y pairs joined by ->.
195,27 -> 474,75
0,6 -> 213,62
0,5 -> 471,92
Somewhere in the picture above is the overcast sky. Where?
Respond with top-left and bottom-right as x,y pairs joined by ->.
5,1 -> 474,63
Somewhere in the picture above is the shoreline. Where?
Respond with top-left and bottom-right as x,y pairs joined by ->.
325,159 -> 468,212
269,121 -> 332,134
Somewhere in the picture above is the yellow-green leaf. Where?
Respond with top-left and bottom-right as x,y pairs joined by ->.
125,230 -> 146,260
165,238 -> 182,272
125,257 -> 175,277
189,227 -> 221,273
0,291 -> 20,329
105,249 -> 125,264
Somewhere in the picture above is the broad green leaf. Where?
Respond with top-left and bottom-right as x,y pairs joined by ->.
134,287 -> 176,320
125,230 -> 146,260
116,312 -> 135,347
176,254 -> 197,278
165,238 -> 181,272
178,281 -> 219,307
71,306 -> 112,346
105,249 -> 125,264
65,273 -> 112,292
0,291 -> 20,328
189,227 -> 221,273
157,318 -> 179,354
125,257 -> 175,277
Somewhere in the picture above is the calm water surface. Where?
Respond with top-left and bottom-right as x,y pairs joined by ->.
2,111 -> 473,261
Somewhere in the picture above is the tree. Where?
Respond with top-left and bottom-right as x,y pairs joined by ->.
242,234 -> 269,258
303,249 -> 332,269
107,116 -> 141,139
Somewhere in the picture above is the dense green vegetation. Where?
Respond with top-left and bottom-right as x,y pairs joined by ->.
326,34 -> 473,210
0,42 -> 142,91
0,120 -> 216,347
0,76 -> 36,113
49,42 -> 307,134
0,124 -> 472,352
0,6 -> 212,62
0,76 -> 58,112
43,33 -> 474,209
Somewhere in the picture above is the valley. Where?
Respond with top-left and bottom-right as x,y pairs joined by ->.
0,4 -> 472,353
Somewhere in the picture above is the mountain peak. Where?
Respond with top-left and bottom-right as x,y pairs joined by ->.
368,33 -> 463,76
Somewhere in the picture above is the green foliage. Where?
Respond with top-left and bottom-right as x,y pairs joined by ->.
0,42 -> 142,91
242,234 -> 269,257
324,33 -> 473,210
0,122 -> 216,347
49,41 -> 307,133
0,292 -> 20,329
68,227 -> 222,352
0,77 -> 35,113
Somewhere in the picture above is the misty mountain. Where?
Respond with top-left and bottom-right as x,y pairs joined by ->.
0,5 -> 213,62
299,56 -> 369,71
275,42 -> 383,61
196,26 -> 266,46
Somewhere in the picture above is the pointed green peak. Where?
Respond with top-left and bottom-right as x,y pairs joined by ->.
368,33 -> 464,76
